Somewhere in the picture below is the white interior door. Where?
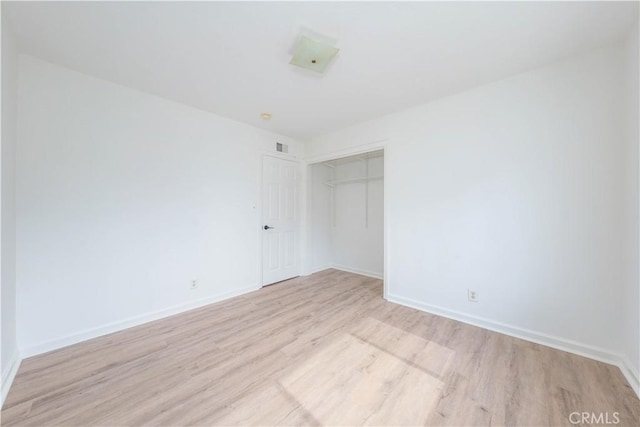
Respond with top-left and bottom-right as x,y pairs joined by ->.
262,155 -> 299,285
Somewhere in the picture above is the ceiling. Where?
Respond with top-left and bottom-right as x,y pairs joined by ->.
4,1 -> 638,139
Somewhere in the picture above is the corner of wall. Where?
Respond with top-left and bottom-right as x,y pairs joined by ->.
619,355 -> 640,398
623,19 -> 640,391
1,351 -> 21,407
1,6 -> 20,407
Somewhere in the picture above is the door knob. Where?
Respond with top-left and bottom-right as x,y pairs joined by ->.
264,225 -> 274,230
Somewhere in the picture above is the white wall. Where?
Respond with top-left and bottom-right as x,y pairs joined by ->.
308,45 -> 633,376
331,158 -> 383,277
16,56 -> 302,356
623,23 -> 639,391
1,11 -> 20,404
307,157 -> 384,278
307,163 -> 332,272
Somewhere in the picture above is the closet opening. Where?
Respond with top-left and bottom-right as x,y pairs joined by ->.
306,149 -> 385,290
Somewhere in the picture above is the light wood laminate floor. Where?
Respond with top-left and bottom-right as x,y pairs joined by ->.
2,269 -> 638,426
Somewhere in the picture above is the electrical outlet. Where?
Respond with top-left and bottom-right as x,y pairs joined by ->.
191,280 -> 198,290
468,289 -> 478,302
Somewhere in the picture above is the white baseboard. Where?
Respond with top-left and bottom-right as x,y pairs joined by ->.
618,355 -> 640,398
10,279 -> 639,401
332,264 -> 383,280
305,264 -> 332,275
387,294 -> 640,399
304,264 -> 383,280
20,285 -> 260,358
1,351 -> 21,407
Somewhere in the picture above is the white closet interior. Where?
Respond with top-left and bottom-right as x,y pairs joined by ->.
307,150 -> 384,278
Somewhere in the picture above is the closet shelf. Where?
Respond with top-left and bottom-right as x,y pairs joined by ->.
325,175 -> 384,188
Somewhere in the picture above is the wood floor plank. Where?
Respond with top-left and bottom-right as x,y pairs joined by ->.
1,269 -> 638,426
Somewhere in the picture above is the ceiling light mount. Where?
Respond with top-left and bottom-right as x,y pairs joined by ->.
290,34 -> 339,74
261,113 -> 272,120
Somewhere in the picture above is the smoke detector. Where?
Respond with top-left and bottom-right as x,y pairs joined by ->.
290,35 -> 339,74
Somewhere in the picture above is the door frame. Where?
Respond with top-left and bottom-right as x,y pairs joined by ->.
258,152 -> 303,288
302,140 -> 389,300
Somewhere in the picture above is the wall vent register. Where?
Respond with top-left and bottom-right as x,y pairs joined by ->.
276,142 -> 289,153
